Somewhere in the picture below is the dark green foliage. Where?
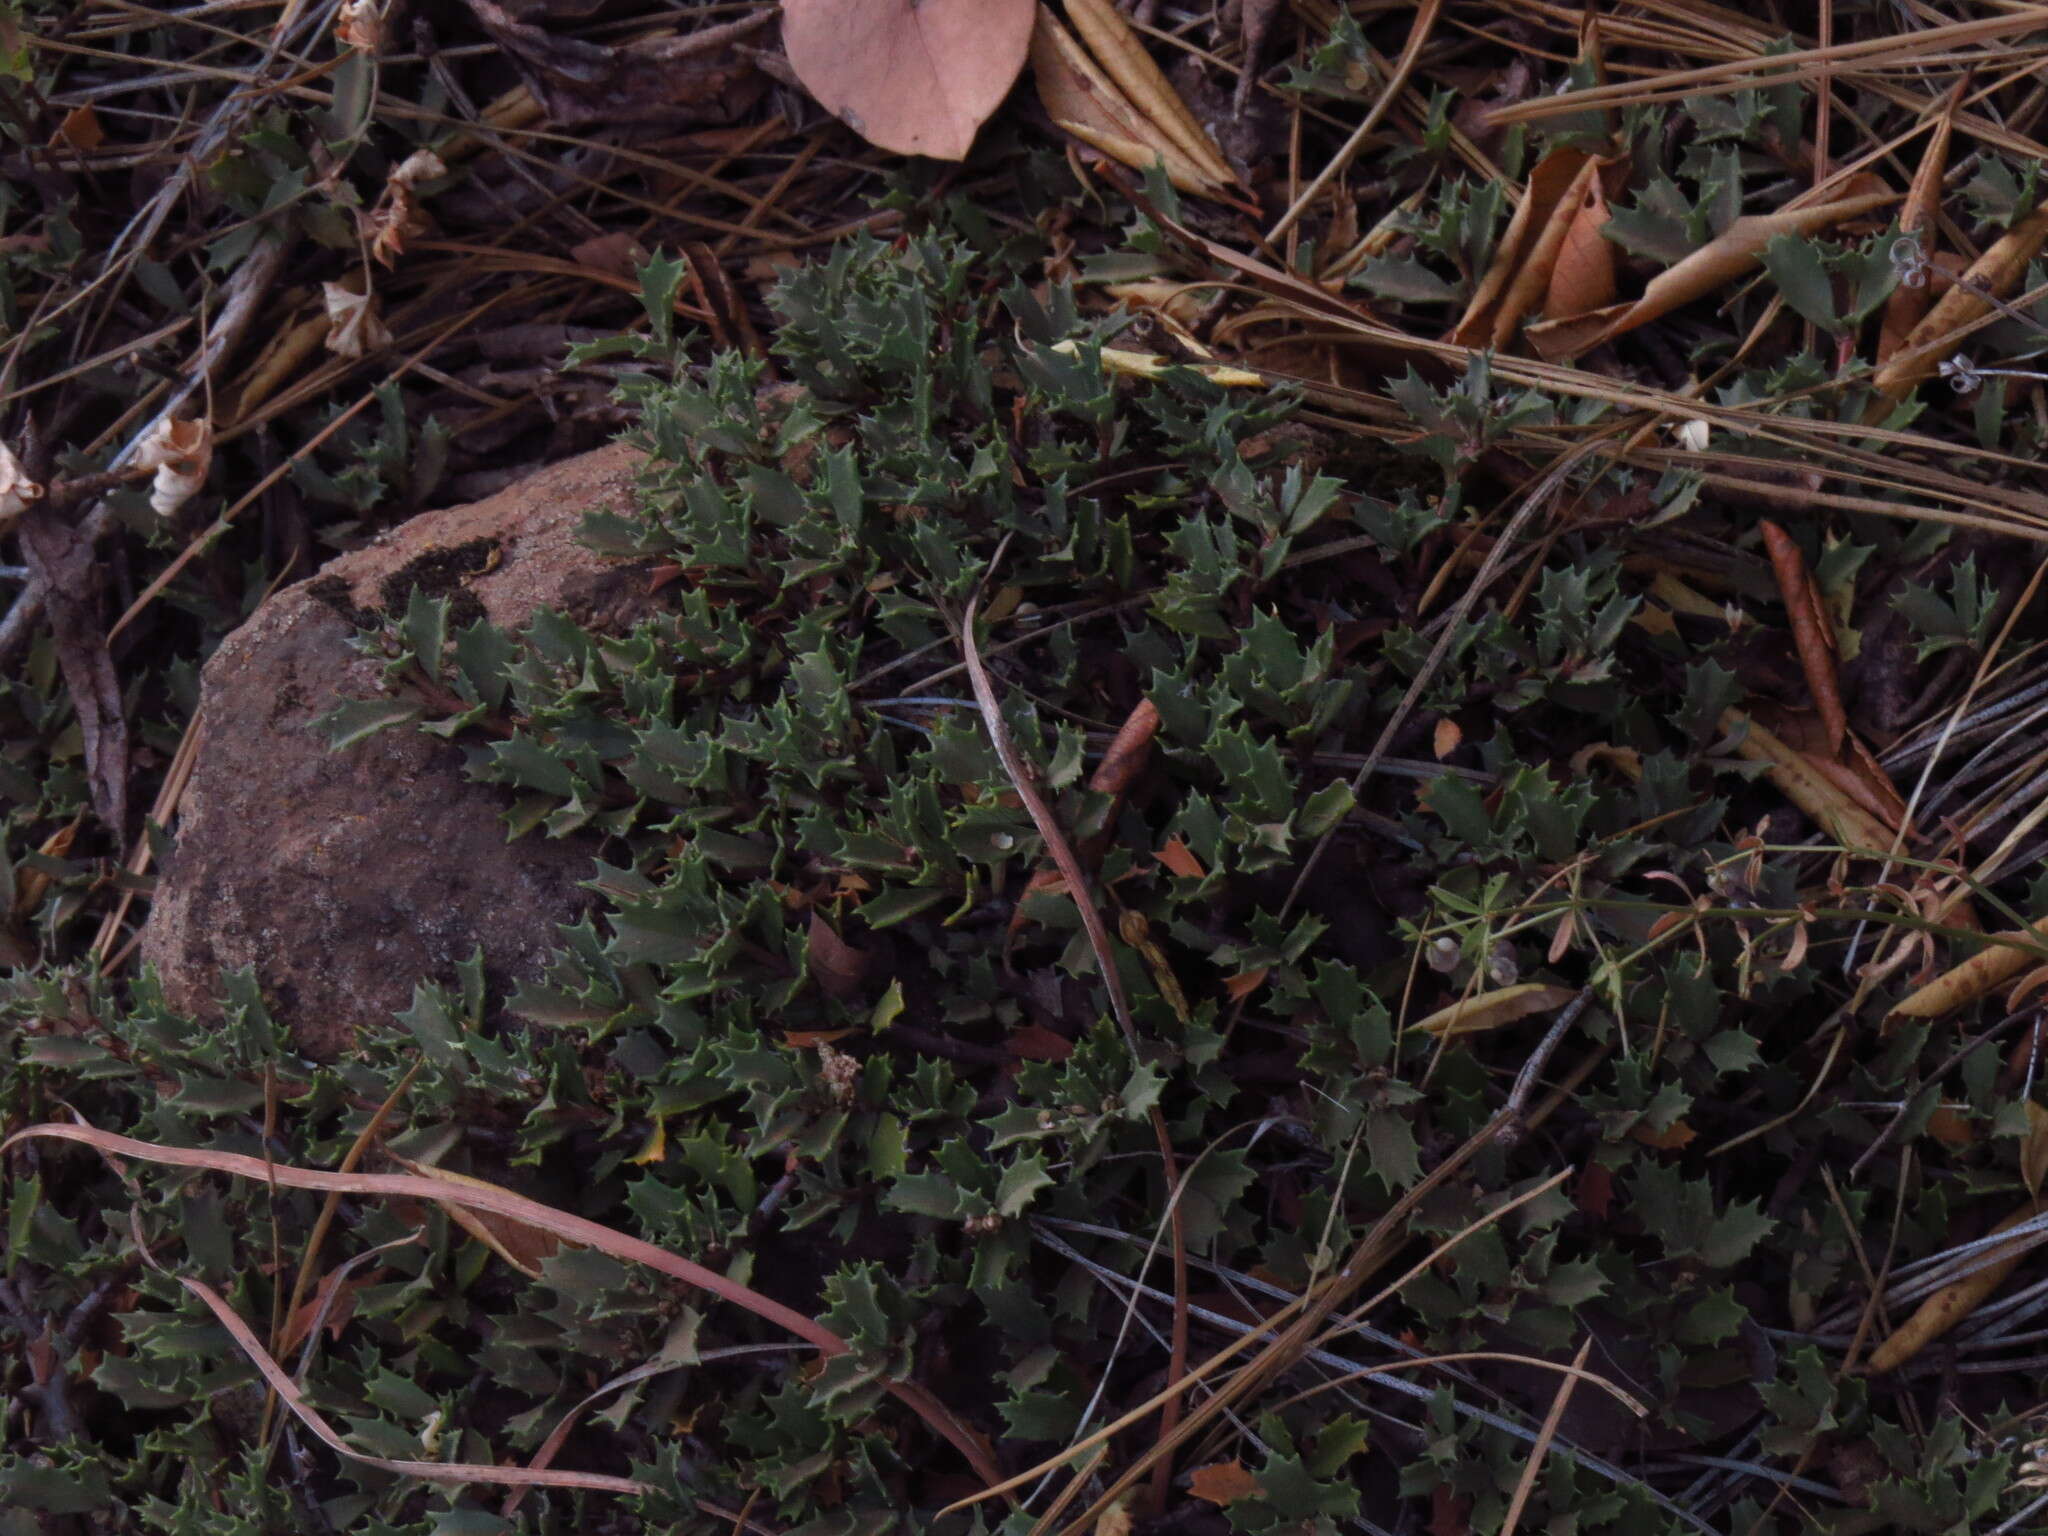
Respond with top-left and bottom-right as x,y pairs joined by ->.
3,225 -> 2043,1536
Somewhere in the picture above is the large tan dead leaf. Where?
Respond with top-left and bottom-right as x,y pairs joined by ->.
1030,5 -> 1225,197
782,0 -> 1034,160
1528,189 -> 1896,361
1063,0 -> 1231,187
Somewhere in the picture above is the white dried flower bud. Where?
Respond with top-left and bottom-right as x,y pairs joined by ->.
323,282 -> 391,358
336,0 -> 386,52
1426,935 -> 1460,974
132,415 -> 212,517
0,442 -> 43,523
391,149 -> 446,191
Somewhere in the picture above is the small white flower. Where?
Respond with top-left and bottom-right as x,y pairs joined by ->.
1673,419 -> 1711,454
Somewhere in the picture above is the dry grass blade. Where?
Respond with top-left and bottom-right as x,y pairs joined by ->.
1267,0 -> 1444,243
1481,6 -> 2048,125
1509,1339 -> 1598,1536
6,1121 -> 1003,1489
958,556 -> 1191,1509
167,1254 -> 647,1494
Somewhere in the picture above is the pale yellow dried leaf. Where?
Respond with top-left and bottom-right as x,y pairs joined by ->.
782,0 -> 1034,161
1413,983 -> 1577,1039
1051,339 -> 1263,386
1722,708 -> 1894,854
1866,1201 -> 2043,1373
1891,914 -> 2048,1020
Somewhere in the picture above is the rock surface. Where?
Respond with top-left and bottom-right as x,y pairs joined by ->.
141,442 -> 654,1058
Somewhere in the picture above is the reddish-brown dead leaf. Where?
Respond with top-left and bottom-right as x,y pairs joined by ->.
1545,173 -> 1616,321
807,912 -> 871,1001
1450,147 -> 1589,348
1089,698 -> 1160,799
52,104 -> 103,152
1157,837 -> 1205,879
1189,1460 -> 1262,1504
1007,1022 -> 1075,1062
783,0 -> 1034,160
1223,967 -> 1270,1001
571,231 -> 648,281
278,1264 -> 383,1356
1631,1119 -> 1697,1151
1576,1160 -> 1614,1221
784,1028 -> 858,1048
1760,521 -> 1847,756
1927,1106 -> 1976,1151
1428,1484 -> 1474,1536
